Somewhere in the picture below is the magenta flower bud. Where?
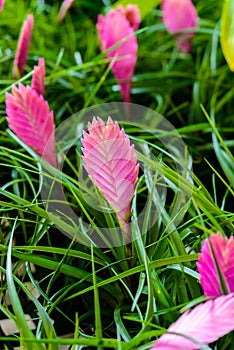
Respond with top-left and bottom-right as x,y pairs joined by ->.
0,0 -> 5,12
162,0 -> 199,53
81,117 -> 139,236
13,14 -> 34,79
197,232 -> 234,296
6,83 -> 56,167
32,57 -> 46,96
96,5 -> 140,102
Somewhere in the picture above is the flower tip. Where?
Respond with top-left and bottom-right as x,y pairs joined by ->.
0,0 -> 5,12
13,13 -> 34,79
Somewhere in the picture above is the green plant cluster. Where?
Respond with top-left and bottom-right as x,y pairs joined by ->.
0,0 -> 233,349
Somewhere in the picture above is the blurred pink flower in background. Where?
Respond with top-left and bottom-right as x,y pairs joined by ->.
13,14 -> 34,80
197,232 -> 234,296
57,0 -> 75,23
6,60 -> 56,167
0,0 -> 5,12
151,293 -> 234,349
81,117 -> 139,237
162,0 -> 199,53
96,5 -> 140,102
32,57 -> 46,96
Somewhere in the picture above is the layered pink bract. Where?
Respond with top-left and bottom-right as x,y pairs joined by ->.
81,117 -> 139,234
0,0 -> 5,12
151,293 -> 234,349
197,232 -> 234,296
162,0 -> 199,53
13,14 -> 34,79
6,60 -> 56,167
32,57 -> 46,96
57,0 -> 75,23
96,5 -> 140,102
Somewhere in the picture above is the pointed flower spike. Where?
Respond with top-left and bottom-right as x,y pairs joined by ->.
220,0 -> 234,71
0,0 -> 5,12
57,0 -> 75,23
96,6 -> 140,102
6,84 -> 56,167
13,14 -> 34,80
32,57 -> 46,96
151,293 -> 234,349
161,0 -> 199,53
81,117 -> 139,234
197,232 -> 234,296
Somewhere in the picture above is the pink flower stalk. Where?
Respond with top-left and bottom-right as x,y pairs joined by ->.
13,14 -> 34,80
96,5 -> 140,102
57,0 -> 75,23
0,0 -> 5,12
31,58 -> 46,96
81,117 -> 139,235
162,0 -> 199,53
197,232 -> 234,296
151,293 -> 234,349
6,83 -> 56,167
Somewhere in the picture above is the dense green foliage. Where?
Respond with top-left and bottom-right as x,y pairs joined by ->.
0,1 -> 233,349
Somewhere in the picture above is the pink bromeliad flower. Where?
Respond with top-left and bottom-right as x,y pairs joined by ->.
197,232 -> 234,296
6,60 -> 56,167
81,117 -> 139,237
96,5 -> 140,102
151,293 -> 234,349
161,0 -> 199,53
57,0 -> 75,23
13,14 -> 34,80
0,0 -> 5,12
32,57 -> 46,96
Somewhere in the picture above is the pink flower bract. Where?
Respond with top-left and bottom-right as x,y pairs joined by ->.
13,14 -> 34,79
162,0 -> 199,53
0,0 -> 5,12
32,57 -> 46,96
6,83 -> 56,167
96,6 -> 140,102
151,293 -> 234,349
57,0 -> 75,23
197,232 -> 234,296
81,117 -> 139,234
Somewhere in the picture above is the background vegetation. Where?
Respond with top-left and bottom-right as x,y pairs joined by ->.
0,0 -> 233,349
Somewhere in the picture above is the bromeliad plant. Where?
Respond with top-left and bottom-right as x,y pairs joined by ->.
96,5 -> 140,102
150,231 -> 234,349
161,0 -> 199,53
81,116 -> 139,239
6,58 -> 57,167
